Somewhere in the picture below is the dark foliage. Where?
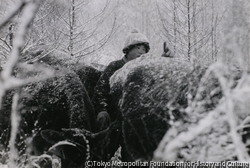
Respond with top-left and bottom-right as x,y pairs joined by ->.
159,64 -> 247,161
72,64 -> 102,99
2,52 -> 247,166
110,56 -> 195,161
0,90 -> 14,149
41,121 -> 120,168
109,56 -> 245,161
0,67 -> 96,156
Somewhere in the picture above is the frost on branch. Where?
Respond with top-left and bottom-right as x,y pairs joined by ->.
154,61 -> 250,162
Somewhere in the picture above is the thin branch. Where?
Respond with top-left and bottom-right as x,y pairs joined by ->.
0,0 -> 26,29
0,0 -> 40,109
9,90 -> 21,168
0,38 -> 12,50
75,16 -> 117,59
25,47 -> 57,64
154,107 -> 218,161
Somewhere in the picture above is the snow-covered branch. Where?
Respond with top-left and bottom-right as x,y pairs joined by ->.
0,0 -> 49,109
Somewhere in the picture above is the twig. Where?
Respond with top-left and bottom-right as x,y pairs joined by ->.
9,90 -> 21,168
154,108 -> 217,161
211,63 -> 250,162
25,48 -> 57,64
0,0 -> 40,109
1,1 -> 40,80
226,95 -> 250,162
0,0 -> 26,29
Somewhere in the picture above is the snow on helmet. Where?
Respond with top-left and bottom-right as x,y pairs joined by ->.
122,29 -> 150,54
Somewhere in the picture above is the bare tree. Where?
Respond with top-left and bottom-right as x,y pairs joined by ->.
0,0 -> 55,167
156,0 -> 227,64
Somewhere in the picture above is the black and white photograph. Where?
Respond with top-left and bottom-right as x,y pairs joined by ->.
0,0 -> 250,167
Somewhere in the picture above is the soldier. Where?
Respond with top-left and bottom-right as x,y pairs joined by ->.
92,29 -> 150,130
92,29 -> 150,161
